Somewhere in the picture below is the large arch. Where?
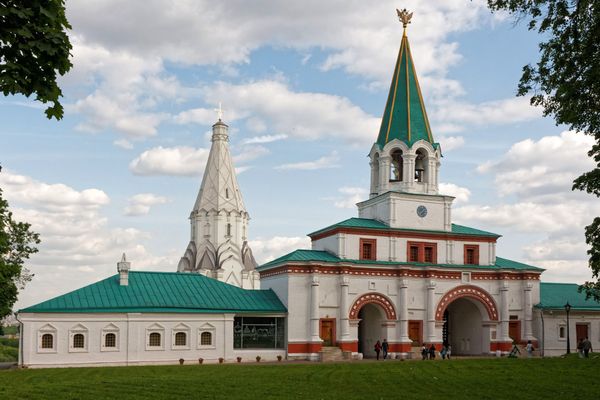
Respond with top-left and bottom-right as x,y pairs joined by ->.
349,293 -> 396,320
435,285 -> 499,322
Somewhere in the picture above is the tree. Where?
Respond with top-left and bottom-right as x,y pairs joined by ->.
487,0 -> 600,300
0,187 -> 40,320
0,0 -> 72,120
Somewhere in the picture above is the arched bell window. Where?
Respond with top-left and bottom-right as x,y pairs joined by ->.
390,149 -> 403,182
415,149 -> 427,183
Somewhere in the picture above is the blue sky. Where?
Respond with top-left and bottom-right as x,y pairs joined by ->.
1,1 -> 596,310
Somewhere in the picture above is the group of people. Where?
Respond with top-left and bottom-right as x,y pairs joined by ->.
577,337 -> 593,358
373,339 -> 389,360
421,343 -> 451,360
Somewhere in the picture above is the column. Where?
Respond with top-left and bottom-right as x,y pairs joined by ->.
310,274 -> 321,343
426,280 -> 437,343
499,282 -> 510,343
446,240 -> 454,264
398,279 -> 410,343
369,160 -> 378,197
404,154 -> 416,191
379,156 -> 391,193
340,276 -> 350,340
523,282 -> 535,341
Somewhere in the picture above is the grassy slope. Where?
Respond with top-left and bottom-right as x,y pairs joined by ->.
0,358 -> 599,399
0,338 -> 18,362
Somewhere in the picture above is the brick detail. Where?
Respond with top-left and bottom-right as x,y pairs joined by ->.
349,293 -> 397,320
435,285 -> 499,321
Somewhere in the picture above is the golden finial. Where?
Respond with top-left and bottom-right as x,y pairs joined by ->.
396,8 -> 413,29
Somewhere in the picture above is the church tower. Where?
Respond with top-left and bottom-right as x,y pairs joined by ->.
177,114 -> 260,289
358,9 -> 453,231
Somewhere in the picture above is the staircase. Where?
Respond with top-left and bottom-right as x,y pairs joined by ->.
320,346 -> 345,362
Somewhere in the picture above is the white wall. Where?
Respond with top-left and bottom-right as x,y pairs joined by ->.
536,309 -> 600,357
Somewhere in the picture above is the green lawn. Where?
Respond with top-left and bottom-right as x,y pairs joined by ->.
0,338 -> 18,362
0,357 -> 598,399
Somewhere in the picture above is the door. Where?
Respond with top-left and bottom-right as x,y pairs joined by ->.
408,320 -> 422,346
509,321 -> 521,343
320,319 -> 335,346
576,324 -> 589,343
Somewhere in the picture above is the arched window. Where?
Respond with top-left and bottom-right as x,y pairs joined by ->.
73,333 -> 85,348
226,223 -> 231,236
415,149 -> 427,182
149,332 -> 161,347
390,149 -> 403,181
41,334 -> 53,349
105,333 -> 116,348
225,188 -> 229,199
200,332 -> 212,346
175,332 -> 187,346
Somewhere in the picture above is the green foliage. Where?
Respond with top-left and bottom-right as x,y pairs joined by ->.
0,188 -> 40,319
0,343 -> 17,362
0,358 -> 598,399
487,0 -> 600,298
0,0 -> 72,120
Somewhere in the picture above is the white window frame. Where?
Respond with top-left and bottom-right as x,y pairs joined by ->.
37,324 -> 57,354
461,272 -> 471,283
68,324 -> 89,353
197,324 -> 216,349
101,324 -> 120,352
146,324 -> 165,351
171,323 -> 191,350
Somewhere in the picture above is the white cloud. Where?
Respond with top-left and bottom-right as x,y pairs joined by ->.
249,236 -> 312,264
276,151 -> 340,171
439,183 -> 470,204
129,146 -> 210,176
329,187 -> 369,209
114,138 -> 134,149
232,145 -> 270,164
124,193 -> 169,216
243,134 -> 288,145
437,136 -> 464,152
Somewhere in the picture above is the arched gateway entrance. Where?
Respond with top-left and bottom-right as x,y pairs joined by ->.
350,293 -> 396,358
437,286 -> 499,355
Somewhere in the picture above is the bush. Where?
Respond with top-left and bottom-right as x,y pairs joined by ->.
0,344 -> 18,362
0,337 -> 18,347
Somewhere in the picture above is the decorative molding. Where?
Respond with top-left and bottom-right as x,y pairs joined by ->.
349,293 -> 397,320
435,285 -> 499,321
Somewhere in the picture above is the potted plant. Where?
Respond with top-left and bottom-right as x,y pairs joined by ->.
198,358 -> 204,364
179,358 -> 185,365
236,356 -> 242,363
256,355 -> 261,362
218,357 -> 224,364
277,355 -> 283,362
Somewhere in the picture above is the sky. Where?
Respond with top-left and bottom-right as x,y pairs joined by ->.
1,0 -> 597,311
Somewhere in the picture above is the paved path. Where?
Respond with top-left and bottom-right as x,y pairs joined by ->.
0,362 -> 17,370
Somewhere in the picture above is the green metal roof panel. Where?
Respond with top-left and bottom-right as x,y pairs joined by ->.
494,257 -> 544,271
451,224 -> 500,237
377,32 -> 434,148
258,249 -> 341,270
20,271 -> 287,314
536,282 -> 600,310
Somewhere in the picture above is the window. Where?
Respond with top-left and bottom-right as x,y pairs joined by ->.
464,245 -> 479,265
559,326 -> 566,339
175,332 -> 187,346
105,333 -> 116,348
226,223 -> 232,236
200,332 -> 212,346
41,334 -> 53,349
407,242 -> 437,263
390,149 -> 403,182
225,188 -> 229,199
149,332 -> 161,347
359,238 -> 376,261
234,317 -> 285,349
73,333 -> 85,348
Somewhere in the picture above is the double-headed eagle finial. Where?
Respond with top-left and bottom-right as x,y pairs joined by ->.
396,8 -> 413,29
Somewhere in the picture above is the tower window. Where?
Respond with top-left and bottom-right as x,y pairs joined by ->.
359,238 -> 377,260
390,149 -> 403,182
225,188 -> 229,199
226,223 -> 232,236
407,242 -> 437,264
464,245 -> 479,265
424,246 -> 434,263
415,149 -> 427,182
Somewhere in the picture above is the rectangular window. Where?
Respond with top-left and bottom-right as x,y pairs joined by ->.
359,238 -> 377,260
559,326 -> 566,339
464,245 -> 479,265
407,242 -> 437,263
233,317 -> 285,349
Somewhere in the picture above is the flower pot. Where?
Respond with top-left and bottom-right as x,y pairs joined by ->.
198,358 -> 204,364
179,358 -> 184,365
277,355 -> 282,362
218,357 -> 224,364
237,357 -> 242,363
256,356 -> 261,362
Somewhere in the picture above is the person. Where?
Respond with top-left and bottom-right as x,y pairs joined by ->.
374,340 -> 382,360
582,337 -> 593,358
421,344 -> 428,360
577,339 -> 584,358
446,345 -> 452,360
508,343 -> 521,358
429,344 -> 436,360
440,344 -> 447,360
526,340 -> 534,358
382,339 -> 389,360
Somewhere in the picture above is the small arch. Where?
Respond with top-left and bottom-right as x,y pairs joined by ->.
200,331 -> 212,346
390,149 -> 403,182
435,285 -> 499,322
73,333 -> 85,348
104,333 -> 116,348
41,333 -> 54,349
175,332 -> 187,346
349,293 -> 396,320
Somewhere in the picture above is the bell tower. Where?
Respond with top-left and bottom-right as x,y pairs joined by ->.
359,9 -> 453,231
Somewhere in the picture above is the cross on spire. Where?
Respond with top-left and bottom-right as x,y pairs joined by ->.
215,102 -> 224,121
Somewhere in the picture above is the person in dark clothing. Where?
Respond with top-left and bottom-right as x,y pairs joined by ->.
374,340 -> 382,360
577,339 -> 584,358
429,344 -> 436,360
421,344 -> 428,360
382,339 -> 389,360
582,337 -> 593,358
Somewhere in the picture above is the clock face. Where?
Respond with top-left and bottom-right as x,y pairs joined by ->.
417,205 -> 428,218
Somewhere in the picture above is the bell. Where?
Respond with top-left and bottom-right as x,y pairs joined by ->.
415,156 -> 425,172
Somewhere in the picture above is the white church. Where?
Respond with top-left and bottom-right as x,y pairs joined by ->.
17,10 -> 600,368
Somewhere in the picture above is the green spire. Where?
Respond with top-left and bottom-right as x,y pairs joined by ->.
377,19 -> 434,149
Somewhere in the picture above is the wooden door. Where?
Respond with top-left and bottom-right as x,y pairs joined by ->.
509,321 -> 521,343
320,319 -> 335,346
576,324 -> 588,343
408,320 -> 422,345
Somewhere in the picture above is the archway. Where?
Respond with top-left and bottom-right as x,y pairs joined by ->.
357,303 -> 386,358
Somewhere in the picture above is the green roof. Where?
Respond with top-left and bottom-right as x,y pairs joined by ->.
536,282 -> 600,310
258,249 -> 542,272
308,217 -> 500,238
377,30 -> 435,149
19,271 -> 287,314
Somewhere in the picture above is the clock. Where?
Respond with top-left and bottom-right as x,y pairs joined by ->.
417,205 -> 428,218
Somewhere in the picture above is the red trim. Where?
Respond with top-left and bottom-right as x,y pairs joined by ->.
435,285 -> 499,321
310,227 -> 498,243
338,341 -> 358,352
490,341 -> 513,352
388,342 -> 412,352
407,241 -> 437,263
464,245 -> 479,265
359,238 -> 377,261
287,342 -> 322,353
319,318 -> 336,346
349,293 -> 397,320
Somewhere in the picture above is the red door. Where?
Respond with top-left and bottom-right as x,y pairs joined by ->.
576,324 -> 589,343
320,319 -> 335,346
509,321 -> 521,343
